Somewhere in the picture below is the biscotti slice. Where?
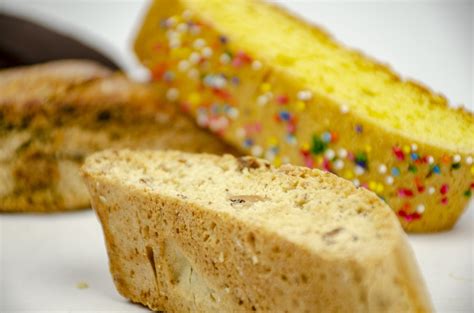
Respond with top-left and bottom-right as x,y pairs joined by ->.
0,60 -> 235,212
82,149 -> 433,313
134,0 -> 474,232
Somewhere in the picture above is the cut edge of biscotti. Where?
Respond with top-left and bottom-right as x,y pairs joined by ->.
0,60 -> 237,212
82,149 -> 433,312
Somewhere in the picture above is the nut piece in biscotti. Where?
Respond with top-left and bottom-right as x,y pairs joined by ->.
82,149 -> 433,313
134,0 -> 474,232
0,60 -> 236,212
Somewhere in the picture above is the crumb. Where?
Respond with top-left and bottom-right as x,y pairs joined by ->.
76,281 -> 89,289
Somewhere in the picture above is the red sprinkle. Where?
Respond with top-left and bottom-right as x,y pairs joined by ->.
392,146 -> 405,161
415,177 -> 425,193
322,158 -> 331,172
441,197 -> 448,205
151,62 -> 167,81
440,184 -> 449,195
212,89 -> 231,100
398,210 -> 421,222
287,123 -> 296,134
276,95 -> 289,105
398,188 -> 414,197
304,155 -> 314,168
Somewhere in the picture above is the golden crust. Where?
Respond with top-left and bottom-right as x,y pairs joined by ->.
82,149 -> 433,312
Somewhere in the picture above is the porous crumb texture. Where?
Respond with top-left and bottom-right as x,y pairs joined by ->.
82,149 -> 433,313
134,0 -> 474,232
0,60 -> 236,212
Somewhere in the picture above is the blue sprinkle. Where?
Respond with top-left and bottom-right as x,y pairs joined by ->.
279,111 -> 291,121
391,167 -> 401,176
231,76 -> 240,85
210,104 -> 219,114
159,19 -> 167,28
433,165 -> 441,174
286,135 -> 297,145
321,132 -> 332,143
243,138 -> 253,148
410,153 -> 419,161
271,146 -> 280,154
355,124 -> 363,133
219,35 -> 228,44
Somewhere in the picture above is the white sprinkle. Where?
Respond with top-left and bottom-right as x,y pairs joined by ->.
209,116 -> 229,132
236,128 -> 246,139
352,179 -> 360,187
189,52 -> 201,64
265,150 -> 276,161
411,144 -> 418,151
251,145 -> 263,157
193,38 -> 206,49
297,90 -> 313,101
169,37 -> 181,48
178,60 -> 190,71
385,176 -> 394,185
378,164 -> 387,174
166,30 -> 179,40
428,187 -> 436,194
218,252 -> 224,263
99,195 -> 107,204
354,166 -> 365,176
334,159 -> 344,170
182,10 -> 192,20
190,25 -> 201,35
338,148 -> 348,159
466,156 -> 473,165
196,114 -> 208,127
325,149 -> 335,160
257,94 -> 269,106
427,156 -> 434,164
453,154 -> 461,163
219,53 -> 231,64
251,60 -> 262,70
340,104 -> 349,114
187,68 -> 199,80
176,23 -> 188,33
166,88 -> 179,101
214,76 -> 227,89
251,255 -> 259,265
202,46 -> 213,58
165,16 -> 177,27
416,204 -> 425,214
227,107 -> 239,119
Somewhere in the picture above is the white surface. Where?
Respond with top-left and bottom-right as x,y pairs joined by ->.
0,1 -> 473,312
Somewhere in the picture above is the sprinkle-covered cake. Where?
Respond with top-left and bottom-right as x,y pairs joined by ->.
134,0 -> 474,232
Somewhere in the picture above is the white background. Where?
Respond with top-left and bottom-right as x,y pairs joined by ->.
0,0 -> 473,312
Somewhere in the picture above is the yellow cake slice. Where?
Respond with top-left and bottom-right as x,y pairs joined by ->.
134,0 -> 474,232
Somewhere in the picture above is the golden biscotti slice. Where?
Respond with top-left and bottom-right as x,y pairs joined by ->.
0,60 -> 235,212
134,0 -> 474,232
82,149 -> 433,313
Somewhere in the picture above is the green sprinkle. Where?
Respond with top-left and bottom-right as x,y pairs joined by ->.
310,135 -> 327,155
451,163 -> 461,170
408,164 -> 417,173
